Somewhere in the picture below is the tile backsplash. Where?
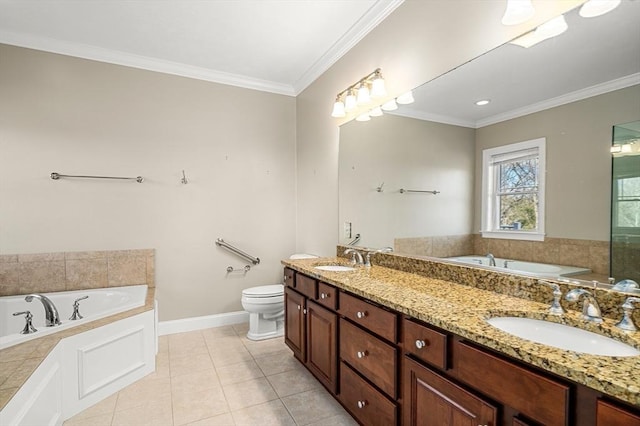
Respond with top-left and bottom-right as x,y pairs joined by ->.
0,249 -> 155,296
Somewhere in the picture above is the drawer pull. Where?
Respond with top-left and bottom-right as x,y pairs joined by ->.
356,350 -> 368,359
303,308 -> 307,315
320,293 -> 328,299
356,311 -> 368,319
283,275 -> 288,281
357,400 -> 368,409
415,339 -> 427,349
297,305 -> 301,311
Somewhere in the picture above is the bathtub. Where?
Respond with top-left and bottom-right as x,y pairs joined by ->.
0,285 -> 147,350
446,256 -> 590,278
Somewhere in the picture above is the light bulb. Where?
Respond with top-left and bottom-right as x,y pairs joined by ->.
331,99 -> 346,118
381,99 -> 398,111
370,74 -> 386,98
369,106 -> 383,117
396,91 -> 415,105
357,84 -> 371,105
501,0 -> 535,25
356,113 -> 371,122
579,0 -> 620,18
345,90 -> 357,112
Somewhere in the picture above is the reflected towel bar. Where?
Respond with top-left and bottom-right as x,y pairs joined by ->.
347,233 -> 361,246
51,172 -> 144,183
399,189 -> 440,194
215,238 -> 260,265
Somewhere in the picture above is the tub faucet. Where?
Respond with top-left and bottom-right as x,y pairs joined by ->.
486,253 -> 496,267
565,289 -> 602,323
25,294 -> 61,327
365,247 -> 394,267
344,248 -> 364,265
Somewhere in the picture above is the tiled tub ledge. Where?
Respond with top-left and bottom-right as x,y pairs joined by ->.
283,255 -> 640,407
0,288 -> 156,425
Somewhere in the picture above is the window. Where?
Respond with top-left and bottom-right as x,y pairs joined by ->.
481,138 -> 546,241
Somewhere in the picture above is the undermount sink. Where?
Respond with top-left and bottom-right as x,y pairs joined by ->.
487,317 -> 640,357
314,265 -> 356,272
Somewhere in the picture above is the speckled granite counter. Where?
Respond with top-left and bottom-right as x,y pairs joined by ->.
0,288 -> 155,411
282,257 -> 640,407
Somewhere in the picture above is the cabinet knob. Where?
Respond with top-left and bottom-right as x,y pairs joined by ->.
356,350 -> 368,359
303,308 -> 307,315
415,339 -> 426,349
356,311 -> 368,319
283,275 -> 288,281
320,293 -> 328,299
357,400 -> 367,409
297,305 -> 301,311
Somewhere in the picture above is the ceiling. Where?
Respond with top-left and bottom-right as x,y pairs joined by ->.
395,0 -> 640,128
0,0 -> 403,96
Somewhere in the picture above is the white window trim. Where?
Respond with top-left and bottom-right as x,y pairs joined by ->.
481,138 -> 546,242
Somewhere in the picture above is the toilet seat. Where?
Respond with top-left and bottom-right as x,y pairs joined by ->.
242,284 -> 283,298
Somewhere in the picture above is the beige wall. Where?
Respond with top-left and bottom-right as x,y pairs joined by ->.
474,85 -> 640,241
339,114 -> 475,248
0,45 -> 297,321
295,0 -> 583,256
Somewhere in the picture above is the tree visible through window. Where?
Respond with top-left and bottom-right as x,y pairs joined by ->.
496,156 -> 539,230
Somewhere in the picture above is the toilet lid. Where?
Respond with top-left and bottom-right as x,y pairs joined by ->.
242,284 -> 284,297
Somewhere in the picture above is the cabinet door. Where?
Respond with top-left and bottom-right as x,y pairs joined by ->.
596,399 -> 640,426
285,287 -> 306,362
403,357 -> 498,426
306,300 -> 338,394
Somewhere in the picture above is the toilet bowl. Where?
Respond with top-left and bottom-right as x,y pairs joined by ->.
241,253 -> 318,341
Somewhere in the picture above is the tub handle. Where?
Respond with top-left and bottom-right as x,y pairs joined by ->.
13,311 -> 38,334
70,296 -> 89,320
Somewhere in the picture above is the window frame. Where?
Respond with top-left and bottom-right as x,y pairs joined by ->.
481,138 -> 546,241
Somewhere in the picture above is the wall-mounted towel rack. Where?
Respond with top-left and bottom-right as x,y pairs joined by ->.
347,233 -> 361,246
226,265 -> 251,274
215,238 -> 260,265
399,189 -> 440,195
51,172 -> 144,183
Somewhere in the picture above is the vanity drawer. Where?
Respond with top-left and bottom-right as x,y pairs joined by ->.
295,273 -> 317,299
402,318 -> 448,370
317,281 -> 338,310
455,341 -> 569,426
340,362 -> 397,426
283,268 -> 295,289
340,318 -> 397,398
339,291 -> 398,342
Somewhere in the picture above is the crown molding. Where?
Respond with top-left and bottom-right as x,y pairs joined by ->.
292,0 -> 405,94
476,73 -> 640,128
388,108 -> 476,129
0,30 -> 296,96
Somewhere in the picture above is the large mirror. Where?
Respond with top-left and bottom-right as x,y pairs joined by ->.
339,2 -> 640,290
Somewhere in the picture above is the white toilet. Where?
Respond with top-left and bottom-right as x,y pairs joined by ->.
241,253 -> 318,341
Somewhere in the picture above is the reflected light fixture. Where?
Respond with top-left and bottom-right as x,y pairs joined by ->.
331,68 -> 386,118
381,99 -> 398,111
396,91 -> 415,105
369,106 -> 384,117
579,0 -> 620,17
501,0 -> 535,25
356,112 -> 371,122
511,14 -> 568,48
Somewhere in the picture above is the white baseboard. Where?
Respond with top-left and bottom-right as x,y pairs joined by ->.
158,311 -> 249,336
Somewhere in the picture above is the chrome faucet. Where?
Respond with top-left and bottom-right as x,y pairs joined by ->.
25,294 -> 61,327
539,280 -> 564,315
565,289 -> 602,323
344,248 -> 364,265
365,247 -> 393,267
616,297 -> 640,332
486,253 -> 496,267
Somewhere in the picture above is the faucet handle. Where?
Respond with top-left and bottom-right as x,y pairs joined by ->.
539,280 -> 564,315
13,310 -> 38,334
616,297 -> 640,332
70,295 -> 89,320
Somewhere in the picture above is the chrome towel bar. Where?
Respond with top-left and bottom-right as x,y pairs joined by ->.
399,189 -> 440,194
215,238 -> 260,265
51,172 -> 144,183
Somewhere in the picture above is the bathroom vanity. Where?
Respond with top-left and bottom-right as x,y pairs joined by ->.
282,255 -> 640,426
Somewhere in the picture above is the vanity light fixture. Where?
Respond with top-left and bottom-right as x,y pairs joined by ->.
331,68 -> 386,117
396,91 -> 415,105
579,0 -> 621,17
510,14 -> 568,48
356,112 -> 371,122
501,0 -> 535,25
369,106 -> 384,117
381,99 -> 398,111
475,99 -> 491,106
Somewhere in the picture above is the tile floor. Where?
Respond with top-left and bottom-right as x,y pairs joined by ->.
63,323 -> 358,426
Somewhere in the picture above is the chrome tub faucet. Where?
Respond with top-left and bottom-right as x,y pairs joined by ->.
486,253 -> 496,267
25,294 -> 61,327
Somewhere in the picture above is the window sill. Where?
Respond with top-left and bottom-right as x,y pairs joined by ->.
481,230 -> 545,241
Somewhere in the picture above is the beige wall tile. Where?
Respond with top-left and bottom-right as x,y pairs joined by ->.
589,245 -> 610,275
506,240 -> 533,261
0,263 -> 21,296
108,256 -> 146,287
0,255 -> 18,263
65,258 -> 108,290
558,244 -> 590,268
19,261 -> 66,293
17,252 -> 65,263
146,252 -> 155,288
65,251 -> 108,260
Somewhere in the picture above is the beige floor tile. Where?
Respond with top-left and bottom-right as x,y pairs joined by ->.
232,323 -> 249,335
281,388 -> 346,425
304,413 -> 359,426
171,352 -> 214,376
202,325 -> 239,339
115,376 -> 171,411
158,335 -> 170,353
172,385 -> 230,426
168,330 -> 205,345
231,399 -> 296,426
222,377 -> 279,411
266,367 -> 321,398
254,350 -> 301,376
187,412 -> 236,426
112,397 -> 173,426
206,335 -> 247,354
63,412 -> 113,426
172,369 -> 221,395
209,346 -> 253,368
216,359 -> 264,385
241,337 -> 287,358
64,394 -> 117,421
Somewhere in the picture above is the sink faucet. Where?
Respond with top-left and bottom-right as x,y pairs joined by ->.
565,289 -> 602,323
25,294 -> 61,327
539,280 -> 564,315
344,248 -> 364,265
365,247 -> 393,267
486,253 -> 496,267
616,297 -> 640,332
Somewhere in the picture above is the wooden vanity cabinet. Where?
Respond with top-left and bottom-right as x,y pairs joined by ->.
284,286 -> 306,362
596,399 -> 640,426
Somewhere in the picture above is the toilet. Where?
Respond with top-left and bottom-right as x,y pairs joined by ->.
241,253 -> 318,341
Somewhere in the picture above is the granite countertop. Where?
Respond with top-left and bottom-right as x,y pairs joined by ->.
282,257 -> 640,407
0,287 -> 156,411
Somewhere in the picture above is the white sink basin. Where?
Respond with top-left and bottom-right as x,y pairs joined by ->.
487,317 -> 640,357
314,265 -> 356,272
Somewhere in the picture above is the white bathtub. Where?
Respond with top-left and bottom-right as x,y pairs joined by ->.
0,285 -> 147,350
446,256 -> 590,278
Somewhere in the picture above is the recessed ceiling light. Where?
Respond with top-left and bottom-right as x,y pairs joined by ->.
475,99 -> 490,106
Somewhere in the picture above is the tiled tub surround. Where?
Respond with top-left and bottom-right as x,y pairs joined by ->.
0,249 -> 155,297
285,253 -> 640,406
393,235 -> 610,276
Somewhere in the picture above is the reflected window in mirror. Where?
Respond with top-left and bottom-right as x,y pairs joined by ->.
481,138 -> 546,241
